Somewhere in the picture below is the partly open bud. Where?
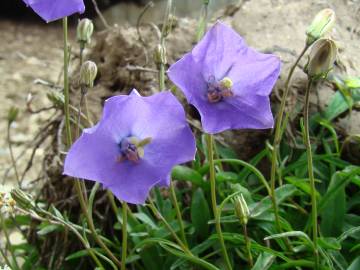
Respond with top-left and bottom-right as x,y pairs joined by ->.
233,194 -> 250,225
305,38 -> 337,79
80,61 -> 98,88
306,9 -> 335,46
77,18 -> 94,45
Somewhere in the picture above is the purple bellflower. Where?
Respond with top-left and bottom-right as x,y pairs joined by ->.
22,0 -> 85,22
63,90 -> 196,204
168,22 -> 281,134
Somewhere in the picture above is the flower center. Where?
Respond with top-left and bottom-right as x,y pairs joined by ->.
207,76 -> 234,103
118,136 -> 152,163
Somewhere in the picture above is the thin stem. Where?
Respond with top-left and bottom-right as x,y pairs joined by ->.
62,17 -> 120,268
148,199 -> 190,254
269,44 -> 309,246
148,200 -> 219,270
63,17 -> 72,146
303,79 -> 319,269
159,59 -> 166,91
75,181 -> 122,267
0,246 -> 12,267
79,43 -> 84,67
121,202 -> 128,270
242,224 -> 253,267
0,213 -> 20,270
205,134 -> 232,270
169,181 -> 188,247
7,124 -> 20,185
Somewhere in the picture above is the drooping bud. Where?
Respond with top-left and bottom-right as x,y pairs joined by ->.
305,38 -> 337,79
80,61 -> 98,88
7,107 -> 19,125
233,194 -> 250,225
154,45 -> 167,66
306,9 -> 335,46
77,18 -> 94,46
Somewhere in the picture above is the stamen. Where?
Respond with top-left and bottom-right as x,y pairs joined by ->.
206,76 -> 234,103
118,136 -> 152,163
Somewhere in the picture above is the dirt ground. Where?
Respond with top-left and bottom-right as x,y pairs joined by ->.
0,0 -> 359,190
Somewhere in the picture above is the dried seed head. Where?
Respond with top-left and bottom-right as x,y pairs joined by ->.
306,9 -> 335,45
77,18 -> 94,45
305,38 -> 337,79
80,61 -> 98,88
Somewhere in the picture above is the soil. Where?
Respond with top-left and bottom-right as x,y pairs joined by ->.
1,0 -> 360,188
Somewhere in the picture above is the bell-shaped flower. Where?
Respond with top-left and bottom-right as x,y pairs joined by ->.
64,90 -> 196,204
168,22 -> 281,134
22,0 -> 85,22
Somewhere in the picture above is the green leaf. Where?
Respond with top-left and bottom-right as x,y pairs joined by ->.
319,166 -> 360,212
251,252 -> 275,270
191,188 -> 210,239
264,231 -> 314,250
318,237 -> 341,250
250,184 -> 297,218
284,176 -> 321,198
347,257 -> 360,270
171,166 -> 205,188
37,224 -> 62,236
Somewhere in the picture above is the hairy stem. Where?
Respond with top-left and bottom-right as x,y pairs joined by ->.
269,45 -> 309,247
205,134 -> 232,270
121,202 -> 128,270
303,79 -> 319,269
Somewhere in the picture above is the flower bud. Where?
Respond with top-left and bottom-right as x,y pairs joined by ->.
80,61 -> 98,88
154,45 -> 167,66
305,38 -> 337,79
11,188 -> 35,210
47,91 -> 65,108
77,18 -> 94,45
306,9 -> 335,46
233,194 -> 250,225
7,107 -> 19,125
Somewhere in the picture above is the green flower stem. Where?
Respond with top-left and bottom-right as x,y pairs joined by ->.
7,124 -> 20,186
62,17 -> 121,268
269,44 -> 309,245
156,0 -> 188,249
170,181 -> 188,247
63,17 -> 72,146
121,202 -> 128,270
148,198 -> 189,253
0,212 -> 20,270
303,79 -> 319,269
205,134 -> 232,270
242,223 -> 253,267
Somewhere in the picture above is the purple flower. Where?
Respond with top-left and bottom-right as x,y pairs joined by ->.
22,0 -> 85,22
168,22 -> 281,134
63,90 -> 196,204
